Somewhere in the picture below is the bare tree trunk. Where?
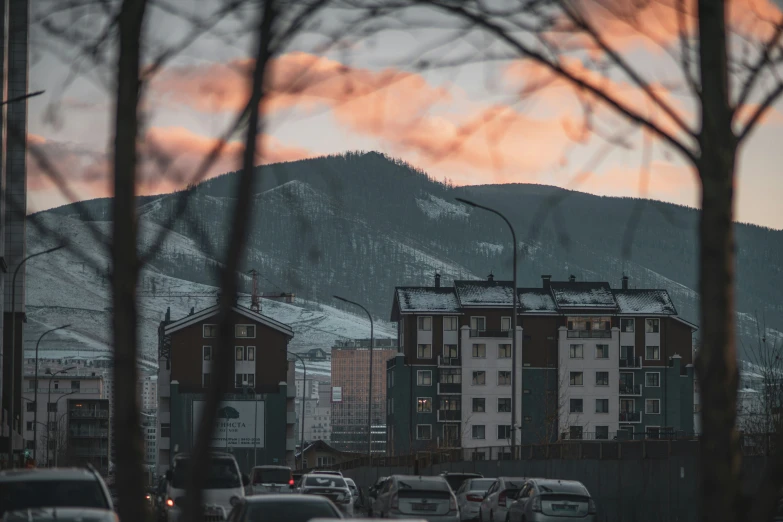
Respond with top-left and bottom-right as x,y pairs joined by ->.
696,2 -> 741,522
111,2 -> 148,522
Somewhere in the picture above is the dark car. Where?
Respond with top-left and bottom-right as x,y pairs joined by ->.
226,494 -> 343,522
440,472 -> 485,494
369,476 -> 389,501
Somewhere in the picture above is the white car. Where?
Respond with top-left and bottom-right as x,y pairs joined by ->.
165,452 -> 249,522
478,477 -> 527,522
455,478 -> 496,521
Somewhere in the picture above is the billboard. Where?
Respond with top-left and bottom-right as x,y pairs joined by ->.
332,387 -> 342,403
192,400 -> 264,449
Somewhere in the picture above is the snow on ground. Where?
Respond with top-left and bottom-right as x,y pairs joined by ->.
475,242 -> 504,255
416,194 -> 469,220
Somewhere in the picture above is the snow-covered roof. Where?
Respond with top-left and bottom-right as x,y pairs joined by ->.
613,289 -> 678,315
454,281 -> 515,307
164,304 -> 294,337
396,287 -> 461,313
549,282 -> 617,309
518,290 -> 557,312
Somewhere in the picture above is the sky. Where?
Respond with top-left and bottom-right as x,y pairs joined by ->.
26,0 -> 783,229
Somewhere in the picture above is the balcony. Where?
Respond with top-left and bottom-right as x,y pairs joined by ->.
619,384 -> 642,396
619,411 -> 642,423
437,383 -> 461,395
437,410 -> 461,422
70,429 -> 108,438
72,447 -> 109,457
620,357 -> 642,368
469,329 -> 511,338
567,330 -> 611,339
438,356 -> 461,367
70,410 -> 109,419
27,387 -> 101,394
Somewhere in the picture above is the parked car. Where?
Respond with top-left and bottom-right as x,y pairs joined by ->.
368,476 -> 389,509
250,465 -> 294,495
3,507 -> 118,522
226,494 -> 343,522
310,470 -> 344,477
479,477 -> 527,522
373,475 -> 459,522
0,468 -> 114,519
344,478 -> 365,511
440,472 -> 484,494
164,452 -> 249,522
455,478 -> 496,521
298,474 -> 354,517
506,479 -> 596,522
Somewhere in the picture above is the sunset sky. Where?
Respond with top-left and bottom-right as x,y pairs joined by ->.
27,0 -> 783,229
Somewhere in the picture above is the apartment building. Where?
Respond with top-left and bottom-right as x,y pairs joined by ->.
156,303 -> 296,475
331,339 -> 397,453
67,399 -> 110,475
387,273 -> 697,456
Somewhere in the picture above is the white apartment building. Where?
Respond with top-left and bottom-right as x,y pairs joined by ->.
303,381 -> 332,442
558,325 -> 621,440
460,324 -> 523,456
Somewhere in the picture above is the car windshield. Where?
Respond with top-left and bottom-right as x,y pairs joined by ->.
305,476 -> 346,488
246,499 -> 339,522
470,479 -> 496,491
172,458 -> 241,489
505,481 -> 526,490
0,480 -> 109,517
443,476 -> 475,491
253,468 -> 290,485
398,478 -> 449,492
536,482 -> 588,495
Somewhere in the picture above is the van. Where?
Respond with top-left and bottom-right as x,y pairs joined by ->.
250,465 -> 294,495
164,452 -> 249,522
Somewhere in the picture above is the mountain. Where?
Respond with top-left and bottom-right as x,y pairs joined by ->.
31,151 -> 783,367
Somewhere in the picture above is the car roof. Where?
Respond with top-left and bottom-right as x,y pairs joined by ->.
3,508 -> 117,521
442,472 -> 482,477
245,494 -> 333,503
530,479 -> 588,494
252,465 -> 290,470
498,477 -> 527,483
0,468 -> 101,482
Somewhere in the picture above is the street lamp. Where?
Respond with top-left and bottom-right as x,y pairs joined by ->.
8,244 -> 66,466
333,296 -> 374,461
289,352 -> 307,470
46,367 -> 76,467
33,324 -> 71,463
456,197 -> 520,458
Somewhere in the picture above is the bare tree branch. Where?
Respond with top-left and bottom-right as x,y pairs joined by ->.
734,13 -> 783,112
737,82 -> 783,142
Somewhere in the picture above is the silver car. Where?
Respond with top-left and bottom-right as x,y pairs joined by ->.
298,474 -> 354,518
374,475 -> 459,522
455,478 -> 496,522
479,477 -> 527,522
506,479 -> 596,522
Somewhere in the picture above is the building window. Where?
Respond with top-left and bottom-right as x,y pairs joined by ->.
595,371 -> 609,386
569,426 -> 583,440
247,347 -> 255,361
569,344 -> 584,359
417,397 -> 432,413
501,317 -> 511,331
236,325 -> 256,338
646,346 -> 660,360
203,346 -> 211,361
472,398 -> 486,413
417,344 -> 432,359
470,317 -> 486,331
498,398 -> 511,413
441,397 -> 460,411
472,425 -> 486,440
417,425 -> 432,440
472,371 -> 486,386
443,344 -> 458,358
497,425 -> 512,440
26,421 -> 33,432
596,345 -> 609,359
417,371 -> 432,386
646,373 -> 661,387
570,399 -> 583,413
235,373 -> 255,387
645,319 -> 660,333
203,324 -> 218,338
596,399 -> 609,413
497,371 -> 511,386
71,380 -> 80,391
203,373 -> 211,388
27,380 -> 35,391
472,344 -> 486,358
440,368 -> 461,384
443,317 -> 458,331
498,344 -> 511,358
26,402 -> 35,412
620,319 -> 635,333
646,399 -> 661,414
621,346 -> 634,360
236,347 -> 244,360
418,317 -> 432,331
569,372 -> 583,386
596,426 -> 609,440
568,317 -> 610,331
48,403 -> 57,413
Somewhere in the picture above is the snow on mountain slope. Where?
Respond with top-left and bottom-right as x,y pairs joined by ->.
25,212 -> 394,372
416,193 -> 469,220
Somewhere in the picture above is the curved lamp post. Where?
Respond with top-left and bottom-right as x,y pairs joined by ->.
7,244 -> 66,466
333,296 -> 374,461
46,367 -> 76,466
33,324 -> 71,463
456,197 -> 520,458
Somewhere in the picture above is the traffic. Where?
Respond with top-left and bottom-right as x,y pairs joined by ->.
0,454 -> 600,522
